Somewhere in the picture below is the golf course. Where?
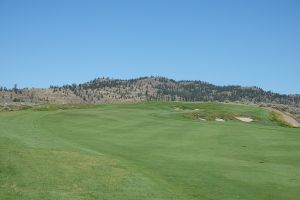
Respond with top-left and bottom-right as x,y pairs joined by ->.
1,102 -> 300,200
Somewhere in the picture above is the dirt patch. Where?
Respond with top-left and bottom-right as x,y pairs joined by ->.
235,117 -> 253,122
267,107 -> 300,128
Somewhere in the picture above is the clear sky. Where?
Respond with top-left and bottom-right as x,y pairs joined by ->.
0,0 -> 299,94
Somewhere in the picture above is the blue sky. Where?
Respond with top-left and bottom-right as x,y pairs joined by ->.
0,0 -> 299,94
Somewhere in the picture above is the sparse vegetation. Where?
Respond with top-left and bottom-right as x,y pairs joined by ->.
269,111 -> 293,127
1,77 -> 300,110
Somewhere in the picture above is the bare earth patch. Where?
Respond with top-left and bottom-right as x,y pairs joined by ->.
235,117 -> 253,122
267,108 -> 300,128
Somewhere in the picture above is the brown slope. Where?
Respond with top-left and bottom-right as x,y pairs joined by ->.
267,107 -> 300,128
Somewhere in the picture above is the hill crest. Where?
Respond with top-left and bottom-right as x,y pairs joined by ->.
1,76 -> 299,111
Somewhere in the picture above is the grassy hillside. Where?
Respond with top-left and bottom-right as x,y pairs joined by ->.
1,102 -> 300,200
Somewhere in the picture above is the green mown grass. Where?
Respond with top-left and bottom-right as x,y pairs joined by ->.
1,102 -> 300,199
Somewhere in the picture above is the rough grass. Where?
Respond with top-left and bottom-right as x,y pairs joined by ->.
1,102 -> 300,200
175,102 -> 263,122
0,105 -> 32,112
269,111 -> 293,127
30,104 -> 98,111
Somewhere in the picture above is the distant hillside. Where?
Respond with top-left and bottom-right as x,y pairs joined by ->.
1,76 -> 300,111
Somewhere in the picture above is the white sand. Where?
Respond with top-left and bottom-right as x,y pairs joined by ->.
235,117 -> 253,122
198,117 -> 207,121
215,118 -> 225,122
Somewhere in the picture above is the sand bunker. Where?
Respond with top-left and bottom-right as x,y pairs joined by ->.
174,107 -> 181,111
198,117 -> 207,121
194,109 -> 199,111
235,117 -> 253,122
215,118 -> 225,122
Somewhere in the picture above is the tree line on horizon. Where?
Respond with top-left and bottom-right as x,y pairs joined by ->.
1,76 -> 300,109
55,76 -> 300,107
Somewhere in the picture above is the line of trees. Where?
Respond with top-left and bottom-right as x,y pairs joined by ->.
56,76 -> 300,107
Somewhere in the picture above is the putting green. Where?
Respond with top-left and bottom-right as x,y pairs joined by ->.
1,102 -> 300,199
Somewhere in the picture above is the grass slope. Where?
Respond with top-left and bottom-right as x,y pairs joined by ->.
1,102 -> 300,200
